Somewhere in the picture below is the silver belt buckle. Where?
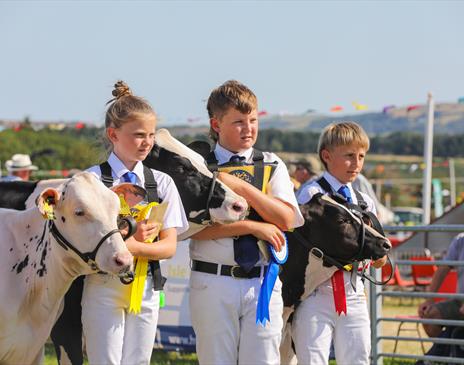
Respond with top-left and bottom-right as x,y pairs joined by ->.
230,265 -> 243,279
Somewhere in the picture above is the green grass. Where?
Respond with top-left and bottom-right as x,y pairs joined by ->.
43,298 -> 425,365
44,345 -> 198,365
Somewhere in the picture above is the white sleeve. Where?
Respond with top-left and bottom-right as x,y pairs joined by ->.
157,174 -> 189,236
266,153 -> 304,228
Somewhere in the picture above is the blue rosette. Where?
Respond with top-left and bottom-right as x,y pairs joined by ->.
256,233 -> 288,326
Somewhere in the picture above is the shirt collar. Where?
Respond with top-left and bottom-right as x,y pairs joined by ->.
214,143 -> 254,164
322,171 -> 352,192
107,152 -> 144,182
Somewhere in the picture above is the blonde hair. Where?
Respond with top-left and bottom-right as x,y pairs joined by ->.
317,121 -> 370,169
207,80 -> 258,142
103,80 -> 156,151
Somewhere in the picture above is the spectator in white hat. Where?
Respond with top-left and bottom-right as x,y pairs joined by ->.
2,154 -> 38,181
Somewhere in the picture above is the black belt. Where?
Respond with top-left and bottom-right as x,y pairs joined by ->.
191,260 -> 266,279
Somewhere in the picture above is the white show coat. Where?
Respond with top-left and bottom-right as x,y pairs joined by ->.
82,152 -> 188,365
189,143 -> 304,365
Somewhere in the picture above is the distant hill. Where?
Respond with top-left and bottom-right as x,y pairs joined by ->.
259,102 -> 464,135
164,102 -> 464,137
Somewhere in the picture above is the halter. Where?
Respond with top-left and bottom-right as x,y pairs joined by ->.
292,195 -> 393,286
188,171 -> 219,225
49,220 -> 127,276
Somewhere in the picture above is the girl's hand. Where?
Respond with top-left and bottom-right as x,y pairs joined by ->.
249,221 -> 286,252
134,220 -> 161,242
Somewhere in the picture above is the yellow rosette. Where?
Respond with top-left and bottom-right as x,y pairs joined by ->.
118,195 -> 161,314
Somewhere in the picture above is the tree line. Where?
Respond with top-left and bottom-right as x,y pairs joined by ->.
1,126 -> 463,171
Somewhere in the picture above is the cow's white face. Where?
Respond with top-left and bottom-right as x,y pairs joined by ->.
42,172 -> 133,276
146,129 -> 248,228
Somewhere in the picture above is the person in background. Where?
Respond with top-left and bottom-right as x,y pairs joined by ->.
418,233 -> 464,337
294,157 -> 321,197
1,154 -> 38,181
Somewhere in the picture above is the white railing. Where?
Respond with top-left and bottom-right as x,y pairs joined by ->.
370,224 -> 464,365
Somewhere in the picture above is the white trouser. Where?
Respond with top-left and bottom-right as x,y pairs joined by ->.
189,270 -> 283,365
292,279 -> 371,365
81,273 -> 160,365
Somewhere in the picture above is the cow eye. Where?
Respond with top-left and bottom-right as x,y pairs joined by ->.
75,208 -> 85,217
338,218 -> 351,224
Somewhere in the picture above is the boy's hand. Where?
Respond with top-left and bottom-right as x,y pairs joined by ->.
460,303 -> 464,315
418,299 -> 434,317
372,256 -> 387,268
134,220 -> 161,242
249,221 -> 285,252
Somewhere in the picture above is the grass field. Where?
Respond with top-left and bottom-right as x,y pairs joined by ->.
43,297 -> 424,365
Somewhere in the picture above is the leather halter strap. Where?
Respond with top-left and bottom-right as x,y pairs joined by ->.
49,220 -> 121,271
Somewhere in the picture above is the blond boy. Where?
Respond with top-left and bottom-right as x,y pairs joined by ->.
293,121 -> 386,365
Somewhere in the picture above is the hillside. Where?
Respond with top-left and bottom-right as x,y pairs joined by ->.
164,102 -> 464,136
259,102 -> 464,135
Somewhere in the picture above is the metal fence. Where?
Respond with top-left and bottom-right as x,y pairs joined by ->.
370,224 -> 464,365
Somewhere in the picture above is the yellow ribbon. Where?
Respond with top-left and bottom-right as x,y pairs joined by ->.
118,195 -> 160,314
41,200 -> 56,220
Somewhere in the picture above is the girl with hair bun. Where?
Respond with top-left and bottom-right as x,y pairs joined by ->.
82,81 -> 188,364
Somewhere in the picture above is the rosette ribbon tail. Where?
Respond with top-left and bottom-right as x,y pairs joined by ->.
256,233 -> 288,326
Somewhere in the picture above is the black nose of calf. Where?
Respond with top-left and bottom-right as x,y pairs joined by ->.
383,239 -> 392,251
232,202 -> 245,213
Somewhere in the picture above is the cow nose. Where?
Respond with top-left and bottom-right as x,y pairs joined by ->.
114,251 -> 133,267
232,202 -> 246,213
383,240 -> 392,251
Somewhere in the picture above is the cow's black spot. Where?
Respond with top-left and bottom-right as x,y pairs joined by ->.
9,247 -> 13,252
61,216 -> 66,223
34,235 -> 38,239
29,237 -> 33,242
16,255 -> 29,274
26,224 -> 30,229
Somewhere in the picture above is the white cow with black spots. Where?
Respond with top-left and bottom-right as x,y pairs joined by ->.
0,172 -> 133,365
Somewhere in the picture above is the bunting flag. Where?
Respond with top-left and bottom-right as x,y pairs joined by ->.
352,102 -> 368,111
382,105 -> 395,114
407,105 -> 421,112
330,105 -> 343,112
258,110 -> 268,117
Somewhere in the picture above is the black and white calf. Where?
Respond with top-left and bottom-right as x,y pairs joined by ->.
279,193 -> 392,364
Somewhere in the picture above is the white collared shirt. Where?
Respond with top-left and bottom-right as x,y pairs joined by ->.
296,171 -> 376,215
190,144 -> 304,266
86,152 -> 189,235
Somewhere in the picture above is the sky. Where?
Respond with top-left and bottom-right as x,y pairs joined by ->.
1,0 -> 463,126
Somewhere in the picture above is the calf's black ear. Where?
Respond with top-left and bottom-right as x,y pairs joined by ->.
188,140 -> 211,158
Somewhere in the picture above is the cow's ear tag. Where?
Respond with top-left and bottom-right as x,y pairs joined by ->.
42,199 -> 56,220
38,188 -> 59,220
